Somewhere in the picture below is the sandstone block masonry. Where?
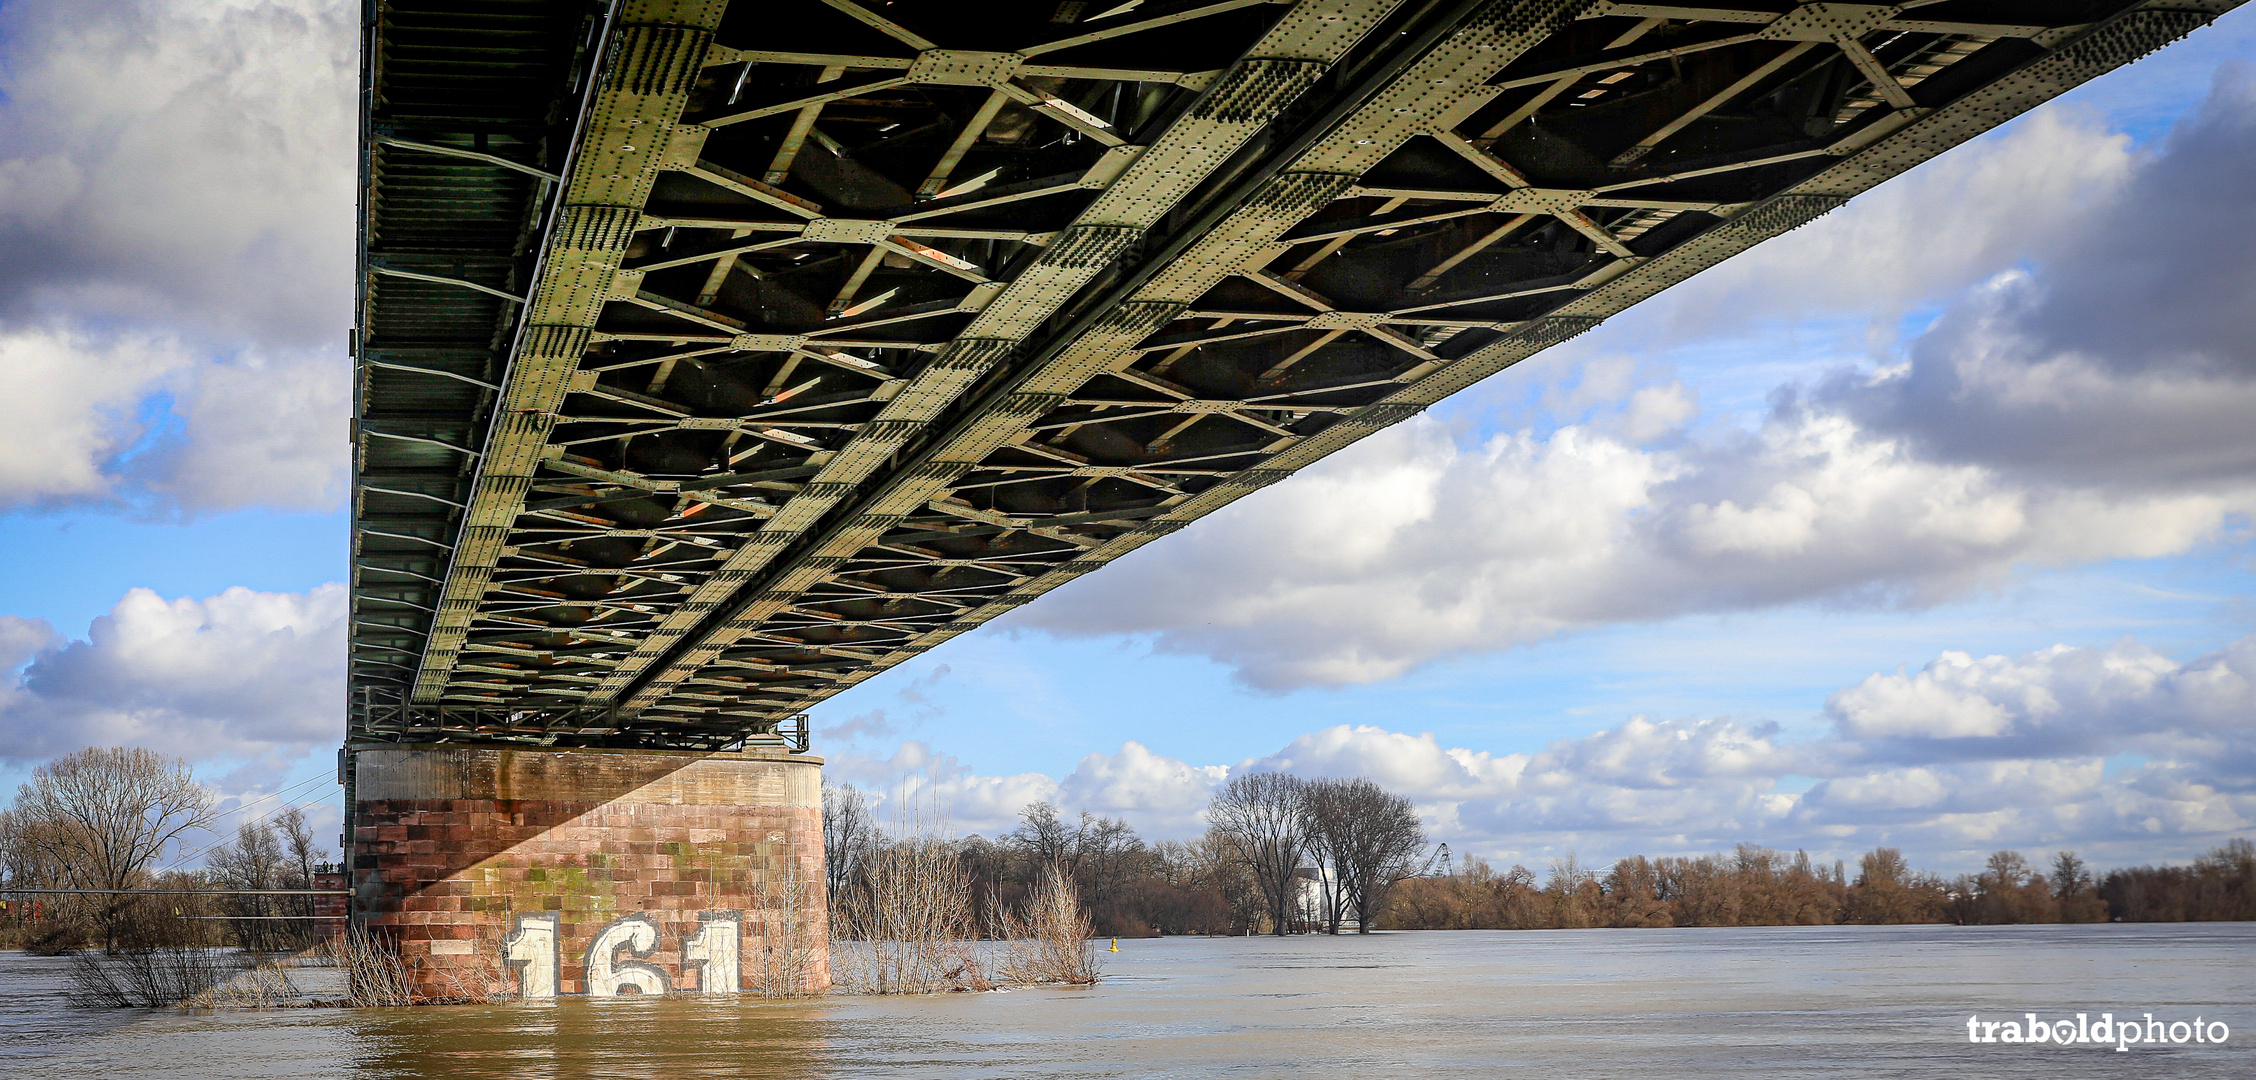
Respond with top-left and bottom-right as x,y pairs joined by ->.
348,744 -> 826,1000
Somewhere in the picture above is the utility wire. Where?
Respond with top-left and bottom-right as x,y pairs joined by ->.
196,771 -> 334,833
160,781 -> 331,872
158,772 -> 339,874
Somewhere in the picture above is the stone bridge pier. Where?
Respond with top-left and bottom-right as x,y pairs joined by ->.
345,745 -> 827,1000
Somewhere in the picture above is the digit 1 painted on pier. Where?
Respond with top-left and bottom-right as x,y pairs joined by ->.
684,911 -> 742,994
503,912 -> 559,999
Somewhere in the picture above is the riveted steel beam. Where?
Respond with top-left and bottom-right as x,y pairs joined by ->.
359,0 -> 1419,740
591,0 -> 1417,711
354,0 -> 2239,746
404,1 -> 727,705
608,0 -> 1595,717
597,0 -> 2239,726
350,0 -> 606,734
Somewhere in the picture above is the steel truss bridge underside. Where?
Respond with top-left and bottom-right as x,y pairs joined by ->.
350,0 -> 2237,750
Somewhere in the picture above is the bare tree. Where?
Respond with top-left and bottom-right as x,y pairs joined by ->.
278,807 -> 320,885
211,820 -> 289,953
0,806 -> 83,949
278,806 -> 323,947
1008,803 -> 1147,921
1849,847 -> 1911,924
1322,779 -> 1426,933
1009,801 -> 1076,878
1207,773 -> 1305,936
1195,830 -> 1265,934
0,807 -> 63,891
1072,813 -> 1146,910
1985,850 -> 2031,889
2050,850 -> 2089,898
1144,831 -> 1260,935
12,748 -> 214,953
1298,780 -> 1353,934
823,781 -> 877,911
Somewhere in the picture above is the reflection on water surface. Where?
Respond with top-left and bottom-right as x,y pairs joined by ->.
5,923 -> 2250,1078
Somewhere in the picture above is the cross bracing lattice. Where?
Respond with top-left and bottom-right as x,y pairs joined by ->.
351,0 -> 2239,750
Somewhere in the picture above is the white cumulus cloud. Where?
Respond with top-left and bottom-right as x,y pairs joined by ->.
1018,406 -> 2255,689
1649,105 -> 2138,334
0,327 -> 192,506
1012,70 -> 2256,691
0,584 -> 346,764
0,0 -> 355,515
839,634 -> 2256,872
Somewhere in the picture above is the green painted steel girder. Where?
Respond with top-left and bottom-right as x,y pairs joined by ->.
351,0 -> 2243,749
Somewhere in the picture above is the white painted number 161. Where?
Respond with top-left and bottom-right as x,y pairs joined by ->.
501,910 -> 741,997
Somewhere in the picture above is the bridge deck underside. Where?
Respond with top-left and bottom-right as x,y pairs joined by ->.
350,0 -> 2235,749
352,0 -> 598,728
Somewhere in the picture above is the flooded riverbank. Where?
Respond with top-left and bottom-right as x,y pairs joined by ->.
3,923 -> 2249,1077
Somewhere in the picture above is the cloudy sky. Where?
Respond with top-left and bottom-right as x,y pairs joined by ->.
1,0 -> 2251,876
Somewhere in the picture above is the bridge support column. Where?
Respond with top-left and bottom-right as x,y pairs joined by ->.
347,744 -> 826,1001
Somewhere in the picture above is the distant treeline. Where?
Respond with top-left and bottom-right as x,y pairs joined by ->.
828,787 -> 1261,938
827,774 -> 1431,937
826,776 -> 2255,936
1378,841 -> 2256,930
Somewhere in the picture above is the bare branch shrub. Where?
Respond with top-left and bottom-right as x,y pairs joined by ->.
990,864 -> 1100,986
67,946 -> 242,1008
23,919 -> 91,956
427,951 -> 508,1005
333,925 -> 415,1006
64,897 -> 238,1007
832,800 -> 987,994
314,925 -> 503,1006
752,830 -> 822,997
189,960 -> 305,1009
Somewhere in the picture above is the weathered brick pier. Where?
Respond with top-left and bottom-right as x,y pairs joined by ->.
348,746 -> 826,999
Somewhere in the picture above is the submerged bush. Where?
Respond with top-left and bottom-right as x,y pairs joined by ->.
991,865 -> 1101,987
64,901 -> 238,1008
23,920 -> 90,957
834,828 -> 988,994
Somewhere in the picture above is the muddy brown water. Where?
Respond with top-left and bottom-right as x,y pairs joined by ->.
3,923 -> 2249,1077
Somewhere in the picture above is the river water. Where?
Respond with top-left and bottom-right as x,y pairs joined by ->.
3,923 -> 2249,1077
